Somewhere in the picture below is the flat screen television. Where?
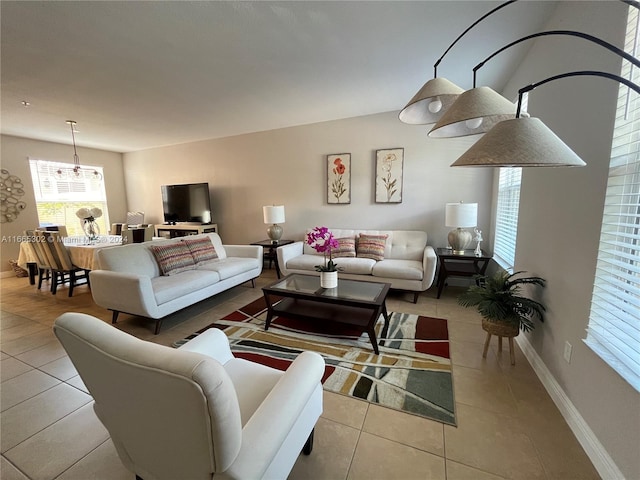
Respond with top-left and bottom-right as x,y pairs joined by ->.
161,183 -> 212,224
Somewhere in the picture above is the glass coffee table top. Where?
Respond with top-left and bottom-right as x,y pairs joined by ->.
266,274 -> 388,303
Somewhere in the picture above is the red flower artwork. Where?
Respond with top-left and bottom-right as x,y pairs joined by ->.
330,157 -> 347,202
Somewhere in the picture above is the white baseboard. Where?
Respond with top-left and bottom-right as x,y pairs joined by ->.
516,335 -> 625,480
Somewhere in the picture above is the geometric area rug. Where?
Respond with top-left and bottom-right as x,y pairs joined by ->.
173,297 -> 456,426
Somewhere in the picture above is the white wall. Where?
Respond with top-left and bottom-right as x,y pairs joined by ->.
0,135 -> 127,272
123,111 -> 493,249
502,2 -> 639,478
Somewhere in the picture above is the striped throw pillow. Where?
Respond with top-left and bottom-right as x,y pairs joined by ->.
150,243 -> 196,276
333,237 -> 356,258
356,234 -> 388,261
182,237 -> 218,265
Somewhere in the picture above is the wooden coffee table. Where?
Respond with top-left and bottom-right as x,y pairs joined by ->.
262,274 -> 391,354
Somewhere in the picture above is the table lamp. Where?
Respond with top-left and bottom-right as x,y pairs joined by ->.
263,205 -> 285,243
445,202 -> 478,254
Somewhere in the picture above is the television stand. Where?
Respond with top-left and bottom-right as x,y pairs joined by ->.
155,223 -> 218,239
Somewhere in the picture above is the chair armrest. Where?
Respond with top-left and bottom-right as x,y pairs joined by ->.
222,351 -> 324,479
89,270 -> 159,318
422,245 -> 437,289
177,328 -> 234,365
224,245 -> 263,260
276,241 -> 304,276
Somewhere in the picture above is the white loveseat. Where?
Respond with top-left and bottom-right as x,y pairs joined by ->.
277,229 -> 437,303
90,233 -> 262,333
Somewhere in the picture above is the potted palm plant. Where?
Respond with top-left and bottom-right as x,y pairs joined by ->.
458,270 -> 546,336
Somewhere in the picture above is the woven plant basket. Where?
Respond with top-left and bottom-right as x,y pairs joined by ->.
482,317 -> 519,338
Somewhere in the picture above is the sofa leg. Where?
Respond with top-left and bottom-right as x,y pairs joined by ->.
302,428 -> 314,455
111,311 -> 119,324
154,319 -> 164,335
250,278 -> 255,288
413,291 -> 419,304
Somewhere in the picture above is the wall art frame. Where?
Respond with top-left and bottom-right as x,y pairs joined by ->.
375,148 -> 404,203
327,153 -> 351,204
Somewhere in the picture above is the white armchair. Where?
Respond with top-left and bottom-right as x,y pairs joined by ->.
53,313 -> 324,480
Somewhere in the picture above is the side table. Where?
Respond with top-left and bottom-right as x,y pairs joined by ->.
250,239 -> 294,279
435,248 -> 492,299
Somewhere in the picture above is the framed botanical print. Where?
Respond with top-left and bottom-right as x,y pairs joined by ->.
375,148 -> 404,203
327,153 -> 351,204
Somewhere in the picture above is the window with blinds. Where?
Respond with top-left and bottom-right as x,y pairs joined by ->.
585,6 -> 639,392
28,159 -> 109,237
493,167 -> 522,270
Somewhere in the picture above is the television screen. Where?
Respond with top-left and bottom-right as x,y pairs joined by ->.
161,183 -> 212,224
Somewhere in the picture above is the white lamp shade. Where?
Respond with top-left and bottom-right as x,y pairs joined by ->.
263,205 -> 285,224
398,77 -> 465,125
445,202 -> 478,228
429,86 -> 516,138
451,117 -> 587,167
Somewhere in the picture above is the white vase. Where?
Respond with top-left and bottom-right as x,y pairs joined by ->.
320,271 -> 338,289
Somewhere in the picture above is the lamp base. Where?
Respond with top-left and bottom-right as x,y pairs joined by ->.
448,228 -> 472,254
267,224 -> 283,242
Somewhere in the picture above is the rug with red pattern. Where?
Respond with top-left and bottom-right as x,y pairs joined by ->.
175,297 -> 455,425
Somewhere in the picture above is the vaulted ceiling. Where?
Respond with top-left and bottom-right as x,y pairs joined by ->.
1,1 -> 558,153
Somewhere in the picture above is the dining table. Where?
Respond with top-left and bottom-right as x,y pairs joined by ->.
17,235 -> 122,285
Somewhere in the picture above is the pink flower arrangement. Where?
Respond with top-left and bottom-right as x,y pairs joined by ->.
306,226 -> 340,272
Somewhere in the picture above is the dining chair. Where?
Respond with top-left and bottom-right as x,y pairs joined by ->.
41,225 -> 68,237
126,211 -> 144,226
24,230 -> 51,290
36,231 -> 90,296
110,223 -> 125,235
122,224 -> 154,244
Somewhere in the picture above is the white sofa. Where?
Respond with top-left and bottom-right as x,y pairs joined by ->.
90,233 -> 262,333
277,229 -> 437,303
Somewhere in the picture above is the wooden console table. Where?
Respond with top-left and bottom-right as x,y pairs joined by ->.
155,224 -> 217,238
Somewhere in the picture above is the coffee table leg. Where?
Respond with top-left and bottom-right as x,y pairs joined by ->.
378,304 -> 390,348
264,293 -> 273,330
367,328 -> 380,355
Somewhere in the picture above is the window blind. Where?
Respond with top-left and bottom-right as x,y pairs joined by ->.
585,6 -> 640,392
493,167 -> 522,270
28,159 -> 109,237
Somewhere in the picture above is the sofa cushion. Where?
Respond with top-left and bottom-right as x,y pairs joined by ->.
387,231 -> 428,261
97,243 -> 161,278
328,257 -> 376,275
372,259 -> 424,281
182,237 -> 218,265
197,257 -> 261,281
333,237 -> 356,258
149,243 -> 196,276
285,254 -> 375,275
286,254 -> 327,272
356,234 -> 388,261
151,270 -> 221,305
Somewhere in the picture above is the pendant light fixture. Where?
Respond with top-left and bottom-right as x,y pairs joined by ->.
429,29 -> 640,138
428,86 -> 516,138
450,71 -> 639,167
398,0 -> 519,126
54,121 -> 103,181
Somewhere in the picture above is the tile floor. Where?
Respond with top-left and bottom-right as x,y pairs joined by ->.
0,269 -> 600,480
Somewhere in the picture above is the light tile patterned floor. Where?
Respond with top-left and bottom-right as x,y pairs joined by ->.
0,269 -> 600,480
